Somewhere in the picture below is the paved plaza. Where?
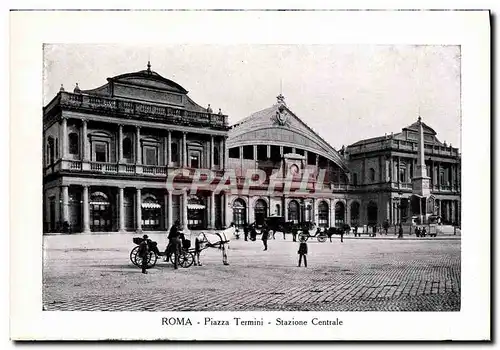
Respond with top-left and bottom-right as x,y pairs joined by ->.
43,233 -> 460,312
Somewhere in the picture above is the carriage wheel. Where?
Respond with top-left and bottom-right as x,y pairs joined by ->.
299,233 -> 309,242
179,251 -> 194,268
133,250 -> 158,269
130,246 -> 140,267
317,235 -> 327,243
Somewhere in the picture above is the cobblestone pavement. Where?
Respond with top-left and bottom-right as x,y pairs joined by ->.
43,233 -> 460,311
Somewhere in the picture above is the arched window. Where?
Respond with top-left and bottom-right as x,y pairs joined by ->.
123,138 -> 132,159
254,199 -> 268,226
318,201 -> 329,227
47,137 -> 55,165
353,173 -> 358,185
171,142 -> 179,163
288,200 -> 299,223
232,199 -> 246,228
69,133 -> 79,155
350,202 -> 360,226
275,204 -> 281,216
369,168 -> 376,182
55,138 -> 59,159
335,201 -> 345,227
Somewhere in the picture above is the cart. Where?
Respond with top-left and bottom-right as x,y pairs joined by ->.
298,226 -> 329,243
129,237 -> 194,269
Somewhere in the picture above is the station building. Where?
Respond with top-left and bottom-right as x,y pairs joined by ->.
43,63 -> 230,233
43,65 -> 461,234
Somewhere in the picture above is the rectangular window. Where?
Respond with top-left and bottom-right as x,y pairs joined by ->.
95,142 -> 107,162
229,147 -> 239,159
190,153 -> 200,168
144,146 -> 158,166
399,169 -> 406,183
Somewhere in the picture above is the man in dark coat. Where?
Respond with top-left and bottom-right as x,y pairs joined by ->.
243,223 -> 249,241
261,224 -> 270,251
167,220 -> 182,269
138,234 -> 150,274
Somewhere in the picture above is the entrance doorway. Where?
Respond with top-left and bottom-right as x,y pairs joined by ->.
254,199 -> 268,227
367,201 -> 378,226
89,192 -> 112,232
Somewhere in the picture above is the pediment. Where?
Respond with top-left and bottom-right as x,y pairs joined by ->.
110,71 -> 188,94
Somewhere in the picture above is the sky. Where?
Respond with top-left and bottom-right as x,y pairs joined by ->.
43,44 -> 461,150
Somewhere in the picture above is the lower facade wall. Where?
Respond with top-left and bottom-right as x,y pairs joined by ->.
43,182 -> 461,233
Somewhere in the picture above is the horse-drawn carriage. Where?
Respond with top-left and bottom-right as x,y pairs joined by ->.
129,228 -> 233,269
129,236 -> 194,269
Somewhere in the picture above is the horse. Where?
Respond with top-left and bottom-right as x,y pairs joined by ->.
195,225 -> 234,266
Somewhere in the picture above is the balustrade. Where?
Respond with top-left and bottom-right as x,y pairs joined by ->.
59,92 -> 228,128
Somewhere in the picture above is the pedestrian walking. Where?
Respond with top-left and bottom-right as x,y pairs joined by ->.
292,225 -> 298,242
243,223 -> 249,241
297,235 -> 308,267
340,227 -> 344,243
398,224 -> 404,239
422,226 -> 427,237
261,224 -> 269,251
138,234 -> 150,274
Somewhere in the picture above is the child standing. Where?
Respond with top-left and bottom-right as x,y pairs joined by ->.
297,236 -> 308,267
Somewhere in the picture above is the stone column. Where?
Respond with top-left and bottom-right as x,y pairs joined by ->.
219,139 -> 224,169
224,192 -> 230,227
283,197 -> 288,221
136,188 -> 142,232
118,124 -> 123,163
182,189 -> 188,228
61,118 -> 68,159
397,156 -> 401,186
451,200 -> 456,225
163,135 -> 168,167
210,135 -> 214,169
223,137 -> 228,170
311,198 -> 316,225
280,146 -> 284,156
330,199 -> 335,227
61,185 -> 69,224
118,187 -> 125,232
389,156 -> 394,183
136,126 -> 141,165
253,145 -> 257,161
166,191 -> 172,230
82,185 -> 90,233
167,131 -> 172,166
82,119 -> 88,161
267,145 -> 271,159
182,132 -> 187,168
209,191 -> 215,228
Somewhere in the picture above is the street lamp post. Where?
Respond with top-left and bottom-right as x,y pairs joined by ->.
393,191 -> 403,233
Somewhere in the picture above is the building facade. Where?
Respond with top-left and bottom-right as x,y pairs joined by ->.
43,66 -> 461,234
344,121 -> 461,226
43,64 -> 230,233
226,94 -> 351,229
227,95 -> 461,230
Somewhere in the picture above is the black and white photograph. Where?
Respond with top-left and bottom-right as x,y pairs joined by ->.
9,9 -> 490,341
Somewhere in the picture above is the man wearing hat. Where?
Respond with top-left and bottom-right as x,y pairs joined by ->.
167,221 -> 182,269
138,234 -> 150,274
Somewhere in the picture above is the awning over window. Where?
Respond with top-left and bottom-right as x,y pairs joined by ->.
142,202 -> 161,209
89,201 -> 110,205
187,204 -> 206,210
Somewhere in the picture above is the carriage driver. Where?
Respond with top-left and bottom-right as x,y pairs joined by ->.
167,220 -> 182,269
